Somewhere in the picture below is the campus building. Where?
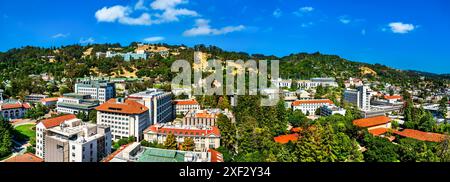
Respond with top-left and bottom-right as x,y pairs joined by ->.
174,99 -> 201,115
102,51 -> 147,61
96,98 -> 150,141
0,100 -> 31,120
128,88 -> 174,124
25,94 -> 48,103
144,124 -> 221,152
320,105 -> 347,116
75,78 -> 115,103
56,93 -> 99,115
35,114 -> 111,162
297,78 -> 338,89
291,99 -> 334,116
183,109 -> 234,127
344,85 -> 372,111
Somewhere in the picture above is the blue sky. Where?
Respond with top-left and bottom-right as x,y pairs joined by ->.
1,0 -> 449,74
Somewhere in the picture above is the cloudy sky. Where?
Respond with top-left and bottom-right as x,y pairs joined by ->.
0,0 -> 449,73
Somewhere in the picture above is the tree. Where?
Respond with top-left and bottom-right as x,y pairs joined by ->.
76,112 -> 88,122
436,136 -> 450,162
438,96 -> 448,119
26,146 -> 36,154
164,134 -> 178,150
288,110 -> 309,128
362,134 -> 399,162
397,138 -> 439,162
217,96 -> 231,110
88,110 -> 97,123
0,117 -> 13,158
181,137 -> 195,151
217,114 -> 237,152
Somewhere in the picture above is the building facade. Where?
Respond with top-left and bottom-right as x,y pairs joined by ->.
144,124 -> 221,152
128,88 -> 174,124
174,99 -> 201,115
25,94 -> 48,103
0,101 -> 31,120
35,114 -> 111,162
75,78 -> 115,103
56,93 -> 99,115
96,98 -> 150,141
320,105 -> 347,116
344,85 -> 372,111
291,99 -> 334,116
183,109 -> 234,127
297,78 -> 338,89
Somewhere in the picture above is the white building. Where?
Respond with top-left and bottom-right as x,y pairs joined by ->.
174,99 -> 201,115
75,79 -> 115,104
56,93 -> 99,115
297,77 -> 338,89
96,98 -> 150,141
128,88 -> 174,124
271,78 -> 292,88
35,114 -> 111,162
144,124 -> 221,152
320,105 -> 347,116
291,99 -> 334,116
344,85 -> 372,111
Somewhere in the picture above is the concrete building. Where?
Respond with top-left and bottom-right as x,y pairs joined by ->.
104,51 -> 147,61
174,99 -> 201,115
56,93 -> 99,115
291,99 -> 334,116
0,101 -> 31,120
344,85 -> 372,111
272,78 -> 292,88
320,105 -> 347,116
35,114 -> 111,162
39,97 -> 59,107
75,78 -> 115,104
144,124 -> 221,152
25,94 -> 48,103
128,88 -> 174,124
96,98 -> 150,141
106,142 -> 223,162
183,109 -> 234,127
297,77 -> 338,89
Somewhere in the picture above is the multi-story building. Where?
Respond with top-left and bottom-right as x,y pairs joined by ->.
344,85 -> 372,111
39,97 -> 59,107
144,124 -> 221,152
56,93 -> 99,115
25,94 -> 48,103
35,114 -> 111,162
174,99 -> 201,115
344,77 -> 364,88
183,109 -> 234,127
0,100 -> 31,120
96,98 -> 150,141
320,105 -> 347,116
297,77 -> 338,89
291,99 -> 334,116
128,88 -> 174,124
271,78 -> 292,88
104,51 -> 147,61
75,78 -> 115,103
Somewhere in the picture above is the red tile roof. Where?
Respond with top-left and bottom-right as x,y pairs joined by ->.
96,98 -> 148,115
368,128 -> 389,136
274,134 -> 299,144
145,125 -> 221,137
174,99 -> 199,105
102,143 -> 130,162
292,99 -> 333,106
384,95 -> 402,100
4,153 -> 43,162
1,102 -> 31,110
394,129 -> 447,142
40,97 -> 59,102
39,114 -> 77,128
208,149 -> 224,162
353,116 -> 391,128
291,127 -> 303,133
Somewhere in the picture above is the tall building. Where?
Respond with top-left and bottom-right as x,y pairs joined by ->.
56,93 -> 99,115
128,88 -> 174,124
344,85 -> 372,111
144,124 -> 221,152
96,98 -> 150,141
35,114 -> 111,162
75,78 -> 115,104
291,99 -> 334,116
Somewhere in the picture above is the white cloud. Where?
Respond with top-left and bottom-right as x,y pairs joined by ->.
339,16 -> 351,24
301,22 -> 314,28
388,22 -> 415,34
135,0 -> 149,10
144,36 -> 165,42
95,5 -> 130,22
273,8 -> 282,18
52,33 -> 69,38
294,6 -> 314,16
95,0 -> 198,26
79,37 -> 95,44
183,19 -> 245,37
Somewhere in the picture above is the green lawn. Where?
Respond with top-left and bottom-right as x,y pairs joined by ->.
14,124 -> 36,141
